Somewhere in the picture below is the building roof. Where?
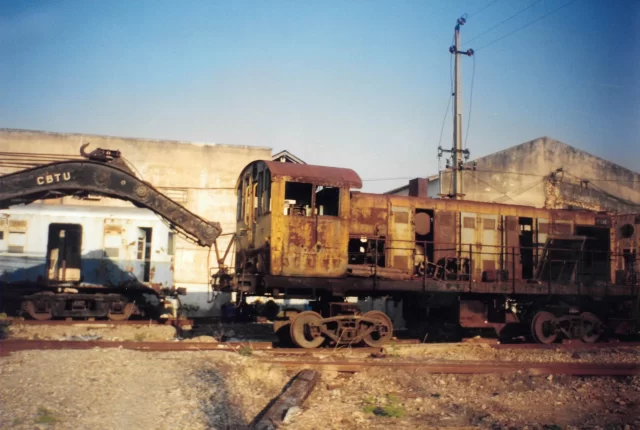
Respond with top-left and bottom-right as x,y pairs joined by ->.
385,137 -> 640,196
272,150 -> 306,164
384,174 -> 439,195
264,160 -> 362,188
0,128 -> 272,151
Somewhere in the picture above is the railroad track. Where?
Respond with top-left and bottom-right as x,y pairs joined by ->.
2,318 -> 192,327
258,359 -> 640,376
1,339 -> 638,376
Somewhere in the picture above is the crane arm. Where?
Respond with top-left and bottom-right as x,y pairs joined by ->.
0,152 -> 222,247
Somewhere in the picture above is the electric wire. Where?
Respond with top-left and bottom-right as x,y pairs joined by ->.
363,169 -> 640,183
464,55 -> 476,150
464,0 -> 544,46
437,34 -> 456,171
475,0 -> 582,51
467,0 -> 502,19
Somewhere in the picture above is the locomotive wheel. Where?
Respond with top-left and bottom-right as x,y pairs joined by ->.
290,311 -> 325,349
24,300 -> 53,321
361,310 -> 393,347
108,302 -> 135,321
531,311 -> 558,344
580,312 -> 602,343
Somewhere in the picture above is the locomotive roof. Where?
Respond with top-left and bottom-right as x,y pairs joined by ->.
240,160 -> 363,189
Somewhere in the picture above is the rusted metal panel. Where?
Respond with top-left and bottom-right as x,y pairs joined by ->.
349,193 -> 388,236
387,203 -> 413,272
434,210 -> 456,263
505,216 -> 521,281
481,214 -> 499,281
263,160 -> 362,189
268,178 -> 350,278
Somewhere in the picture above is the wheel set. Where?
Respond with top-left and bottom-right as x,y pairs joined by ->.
530,309 -> 603,344
288,310 -> 394,349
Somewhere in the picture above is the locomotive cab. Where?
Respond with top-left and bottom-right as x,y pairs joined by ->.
235,160 -> 362,281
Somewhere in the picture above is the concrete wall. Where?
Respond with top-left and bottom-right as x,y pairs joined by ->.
437,137 -> 640,211
0,128 -> 272,315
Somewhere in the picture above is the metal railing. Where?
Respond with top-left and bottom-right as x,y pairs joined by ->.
347,235 -> 638,291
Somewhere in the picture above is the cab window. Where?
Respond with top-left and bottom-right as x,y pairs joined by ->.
316,186 -> 340,216
284,182 -> 313,216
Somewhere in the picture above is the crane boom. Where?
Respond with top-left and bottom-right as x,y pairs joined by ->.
0,147 -> 222,247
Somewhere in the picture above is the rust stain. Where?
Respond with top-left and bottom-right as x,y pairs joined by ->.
264,160 -> 362,189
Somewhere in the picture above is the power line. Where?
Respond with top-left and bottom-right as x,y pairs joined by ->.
475,0 -> 583,51
464,55 -> 476,150
465,0 -> 544,46
467,0 -> 502,19
362,168 -> 640,183
437,35 -> 455,172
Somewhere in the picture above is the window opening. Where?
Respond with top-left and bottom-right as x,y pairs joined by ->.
168,232 -> 176,256
264,170 -> 271,214
104,234 -> 120,258
253,182 -> 259,220
284,182 -> 313,216
257,171 -> 264,216
236,182 -> 244,222
348,237 -> 386,267
575,225 -> 610,283
315,186 -> 340,216
46,224 -> 82,281
243,177 -> 251,224
519,217 -> 534,279
137,227 -> 153,282
8,232 -> 26,254
414,209 -> 434,276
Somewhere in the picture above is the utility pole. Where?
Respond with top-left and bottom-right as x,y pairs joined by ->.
438,16 -> 474,199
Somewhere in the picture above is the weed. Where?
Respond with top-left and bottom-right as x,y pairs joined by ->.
386,341 -> 401,357
35,407 -> 58,425
134,332 -> 147,342
361,394 -> 406,418
0,321 -> 9,340
12,417 -> 24,426
238,346 -> 253,356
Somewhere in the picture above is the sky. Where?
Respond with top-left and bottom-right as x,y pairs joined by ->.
1,0 -> 639,193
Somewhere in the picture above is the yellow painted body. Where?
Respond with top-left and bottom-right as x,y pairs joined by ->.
236,161 -> 637,285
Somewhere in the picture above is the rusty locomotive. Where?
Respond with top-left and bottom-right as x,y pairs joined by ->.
0,148 -> 638,347
219,160 -> 639,347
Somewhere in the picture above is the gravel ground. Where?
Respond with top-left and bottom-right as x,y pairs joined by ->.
0,349 -> 290,430
291,370 -> 640,429
389,343 -> 640,364
1,343 -> 639,430
5,323 -> 178,341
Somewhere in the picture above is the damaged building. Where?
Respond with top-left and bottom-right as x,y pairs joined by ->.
386,137 -> 640,211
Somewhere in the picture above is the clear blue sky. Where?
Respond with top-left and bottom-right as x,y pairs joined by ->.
1,0 -> 638,192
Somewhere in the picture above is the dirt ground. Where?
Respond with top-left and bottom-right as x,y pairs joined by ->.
0,349 -> 289,430
0,345 -> 639,430
5,323 -> 178,341
291,368 -> 640,430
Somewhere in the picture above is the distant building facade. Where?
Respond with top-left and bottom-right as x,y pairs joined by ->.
386,137 -> 640,212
